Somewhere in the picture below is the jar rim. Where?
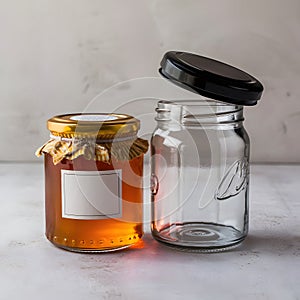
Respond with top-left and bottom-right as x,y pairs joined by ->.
157,99 -> 242,108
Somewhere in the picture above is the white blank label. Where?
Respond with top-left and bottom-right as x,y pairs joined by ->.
61,169 -> 122,220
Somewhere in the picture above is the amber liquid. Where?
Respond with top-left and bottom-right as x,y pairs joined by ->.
44,153 -> 144,252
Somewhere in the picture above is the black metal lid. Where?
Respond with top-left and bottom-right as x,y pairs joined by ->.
159,51 -> 264,106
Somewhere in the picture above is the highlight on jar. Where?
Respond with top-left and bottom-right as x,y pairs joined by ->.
36,113 -> 148,252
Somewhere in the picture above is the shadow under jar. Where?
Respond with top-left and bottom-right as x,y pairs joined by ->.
151,51 -> 263,252
36,113 -> 148,252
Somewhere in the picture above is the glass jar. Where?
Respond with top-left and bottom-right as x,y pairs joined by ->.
151,100 -> 249,251
36,113 -> 148,252
151,51 -> 263,252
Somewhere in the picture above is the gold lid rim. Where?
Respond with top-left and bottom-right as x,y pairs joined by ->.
47,113 -> 140,137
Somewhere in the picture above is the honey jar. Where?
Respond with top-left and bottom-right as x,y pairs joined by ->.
36,113 -> 148,252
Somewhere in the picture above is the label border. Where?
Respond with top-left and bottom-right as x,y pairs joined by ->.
61,169 -> 122,220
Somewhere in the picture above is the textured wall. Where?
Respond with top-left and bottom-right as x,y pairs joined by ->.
0,0 -> 299,162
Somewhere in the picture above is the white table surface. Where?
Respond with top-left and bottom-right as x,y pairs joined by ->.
0,163 -> 299,300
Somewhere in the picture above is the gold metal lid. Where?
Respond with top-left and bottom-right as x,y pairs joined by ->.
47,113 -> 140,138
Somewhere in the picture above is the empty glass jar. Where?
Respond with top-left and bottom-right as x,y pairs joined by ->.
151,100 -> 250,251
151,51 -> 263,251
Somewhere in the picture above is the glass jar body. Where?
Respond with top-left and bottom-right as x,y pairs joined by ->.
151,100 -> 250,252
44,153 -> 144,252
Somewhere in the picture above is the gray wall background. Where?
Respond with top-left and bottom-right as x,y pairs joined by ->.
1,0 -> 299,163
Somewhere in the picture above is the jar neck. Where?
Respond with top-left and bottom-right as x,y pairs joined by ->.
155,100 -> 244,130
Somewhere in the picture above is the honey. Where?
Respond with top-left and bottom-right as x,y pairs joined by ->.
36,113 -> 148,252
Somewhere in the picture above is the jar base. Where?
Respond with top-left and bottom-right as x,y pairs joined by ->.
51,242 -> 135,253
49,240 -> 140,253
46,232 -> 143,253
152,222 -> 246,253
